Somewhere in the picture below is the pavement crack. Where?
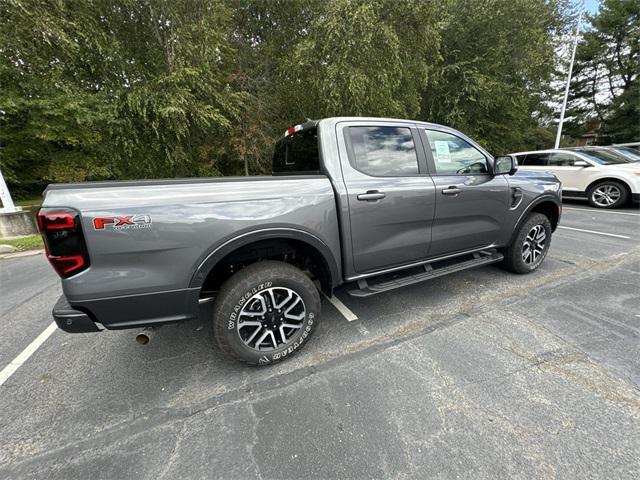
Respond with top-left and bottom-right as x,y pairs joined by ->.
247,402 -> 264,480
156,421 -> 186,480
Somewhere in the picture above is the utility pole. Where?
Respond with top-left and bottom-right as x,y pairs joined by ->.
555,10 -> 583,149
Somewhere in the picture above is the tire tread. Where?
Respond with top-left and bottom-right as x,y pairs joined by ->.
212,260 -> 320,366
502,212 -> 552,274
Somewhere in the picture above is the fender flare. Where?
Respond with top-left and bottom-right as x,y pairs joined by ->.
189,227 -> 341,289
508,195 -> 561,245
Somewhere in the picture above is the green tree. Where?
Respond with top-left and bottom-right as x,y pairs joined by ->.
421,0 -> 565,154
1,0 -> 572,191
226,0 -> 442,173
0,0 -> 244,191
281,0 -> 440,119
566,0 -> 640,143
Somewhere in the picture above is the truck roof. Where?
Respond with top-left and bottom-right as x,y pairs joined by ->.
285,117 -> 452,135
318,116 -> 448,129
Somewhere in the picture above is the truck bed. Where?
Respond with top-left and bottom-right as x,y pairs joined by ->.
42,175 -> 341,329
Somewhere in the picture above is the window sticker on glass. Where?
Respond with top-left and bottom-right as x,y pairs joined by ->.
434,140 -> 451,163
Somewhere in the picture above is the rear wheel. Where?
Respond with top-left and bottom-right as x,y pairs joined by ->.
587,181 -> 628,208
502,213 -> 552,274
212,261 -> 320,365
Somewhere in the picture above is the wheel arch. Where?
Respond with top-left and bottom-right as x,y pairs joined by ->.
190,228 -> 340,295
586,177 -> 632,196
508,196 -> 561,245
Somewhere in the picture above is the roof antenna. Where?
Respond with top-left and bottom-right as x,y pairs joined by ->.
293,96 -> 311,123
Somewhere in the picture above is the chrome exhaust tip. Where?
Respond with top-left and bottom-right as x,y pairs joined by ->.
135,328 -> 154,345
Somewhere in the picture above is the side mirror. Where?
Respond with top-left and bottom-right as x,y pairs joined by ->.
573,160 -> 591,168
494,155 -> 518,175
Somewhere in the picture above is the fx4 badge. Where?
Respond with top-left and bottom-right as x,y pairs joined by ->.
93,215 -> 152,231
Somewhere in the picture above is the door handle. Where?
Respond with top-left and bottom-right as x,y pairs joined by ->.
357,190 -> 386,201
441,186 -> 462,196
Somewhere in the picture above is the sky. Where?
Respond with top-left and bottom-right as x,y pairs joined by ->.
584,0 -> 600,14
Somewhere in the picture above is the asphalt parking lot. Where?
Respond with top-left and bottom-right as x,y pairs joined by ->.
1,201 -> 639,479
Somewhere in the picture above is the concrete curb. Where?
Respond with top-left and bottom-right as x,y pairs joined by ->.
0,249 -> 44,260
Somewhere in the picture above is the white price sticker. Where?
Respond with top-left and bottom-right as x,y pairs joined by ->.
434,141 -> 451,163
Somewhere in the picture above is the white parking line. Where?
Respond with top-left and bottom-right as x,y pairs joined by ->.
0,322 -> 56,387
322,292 -> 358,322
563,207 -> 640,217
558,226 -> 630,239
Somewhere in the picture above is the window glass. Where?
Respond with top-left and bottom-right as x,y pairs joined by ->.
424,130 -> 488,174
272,127 -> 319,174
547,153 -> 579,166
612,147 -> 640,161
522,154 -> 548,166
348,126 -> 419,176
573,148 -> 632,165
514,154 -> 527,165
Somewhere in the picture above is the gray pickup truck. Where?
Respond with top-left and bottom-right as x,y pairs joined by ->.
38,117 -> 561,365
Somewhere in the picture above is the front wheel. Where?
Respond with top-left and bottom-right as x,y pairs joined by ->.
212,261 -> 321,365
502,212 -> 552,274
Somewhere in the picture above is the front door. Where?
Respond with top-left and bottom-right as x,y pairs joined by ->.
421,128 -> 510,257
340,123 -> 436,274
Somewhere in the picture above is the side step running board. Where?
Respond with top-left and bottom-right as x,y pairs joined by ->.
348,251 -> 504,298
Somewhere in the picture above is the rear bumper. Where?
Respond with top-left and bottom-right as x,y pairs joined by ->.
53,287 -> 201,332
53,296 -> 101,333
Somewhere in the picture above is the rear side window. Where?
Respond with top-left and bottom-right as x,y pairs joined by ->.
272,128 -> 319,175
522,154 -> 548,166
347,126 -> 419,176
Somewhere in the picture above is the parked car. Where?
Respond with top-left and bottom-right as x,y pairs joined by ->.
512,147 -> 640,208
38,117 -> 561,365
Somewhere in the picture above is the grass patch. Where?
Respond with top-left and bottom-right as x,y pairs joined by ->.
0,235 -> 43,251
15,196 -> 42,208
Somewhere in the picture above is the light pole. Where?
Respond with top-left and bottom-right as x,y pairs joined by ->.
555,10 -> 583,149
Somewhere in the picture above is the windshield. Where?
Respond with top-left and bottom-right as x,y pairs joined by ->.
571,148 -> 633,165
610,146 -> 640,162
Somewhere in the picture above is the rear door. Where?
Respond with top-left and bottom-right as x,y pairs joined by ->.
420,128 -> 510,257
338,121 -> 436,274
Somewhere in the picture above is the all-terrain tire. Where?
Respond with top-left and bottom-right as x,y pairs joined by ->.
212,260 -> 321,366
502,212 -> 552,274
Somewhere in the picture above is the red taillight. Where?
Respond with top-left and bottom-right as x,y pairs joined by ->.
37,211 -> 76,230
46,254 -> 86,275
37,208 -> 90,278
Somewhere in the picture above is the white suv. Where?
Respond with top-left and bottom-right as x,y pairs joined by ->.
512,147 -> 640,209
